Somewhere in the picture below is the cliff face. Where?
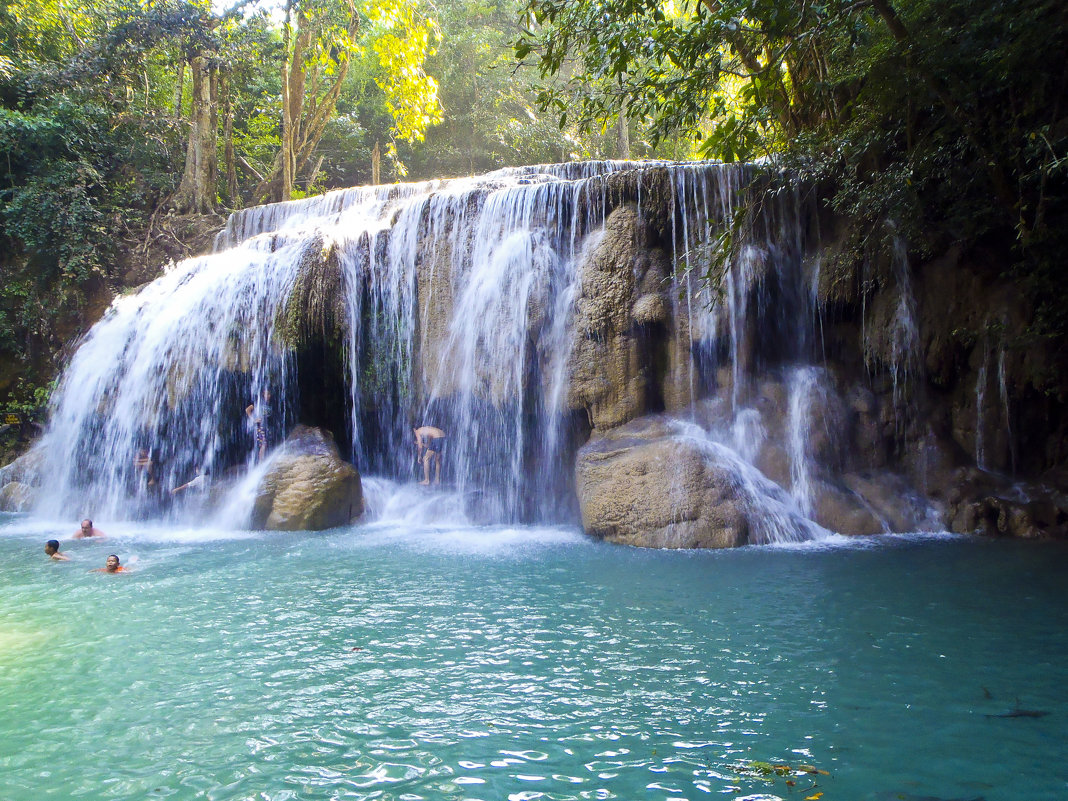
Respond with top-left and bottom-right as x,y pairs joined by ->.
838,241 -> 1068,538
559,171 -> 1068,543
4,162 -> 1066,541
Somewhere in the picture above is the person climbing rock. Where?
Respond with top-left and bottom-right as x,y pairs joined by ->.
171,465 -> 207,495
413,425 -> 446,485
133,449 -> 156,488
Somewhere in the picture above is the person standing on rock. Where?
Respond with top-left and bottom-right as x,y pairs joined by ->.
413,426 -> 446,485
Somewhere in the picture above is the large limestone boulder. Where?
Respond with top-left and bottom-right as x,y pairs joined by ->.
575,415 -> 750,548
567,204 -> 674,430
0,481 -> 36,512
251,426 -> 363,531
809,478 -> 886,535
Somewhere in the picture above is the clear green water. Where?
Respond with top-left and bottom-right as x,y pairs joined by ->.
1,514 -> 1066,801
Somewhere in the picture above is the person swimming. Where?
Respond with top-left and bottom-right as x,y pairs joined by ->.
91,554 -> 127,573
44,540 -> 70,561
73,519 -> 106,539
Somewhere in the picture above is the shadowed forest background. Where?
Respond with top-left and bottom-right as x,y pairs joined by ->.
1,0 -> 1065,455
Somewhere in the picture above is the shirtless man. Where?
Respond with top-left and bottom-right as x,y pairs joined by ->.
44,540 -> 70,561
133,449 -> 156,487
413,425 -> 446,485
73,519 -> 106,539
91,554 -> 127,573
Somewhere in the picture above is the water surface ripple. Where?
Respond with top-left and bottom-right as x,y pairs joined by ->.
1,518 -> 1066,801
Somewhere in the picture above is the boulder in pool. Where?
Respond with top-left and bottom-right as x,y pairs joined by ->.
575,415 -> 751,548
251,426 -> 363,531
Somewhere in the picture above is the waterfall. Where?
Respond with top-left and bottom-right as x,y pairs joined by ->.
33,237 -> 304,520
26,159 -> 889,541
997,346 -> 1016,475
976,342 -> 990,471
787,366 -> 822,517
888,232 -> 921,431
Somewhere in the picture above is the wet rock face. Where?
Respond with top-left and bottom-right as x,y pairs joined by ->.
575,416 -> 749,548
944,468 -> 1068,539
0,449 -> 43,512
567,204 -> 675,432
0,481 -> 36,512
0,448 -> 43,489
251,426 -> 363,531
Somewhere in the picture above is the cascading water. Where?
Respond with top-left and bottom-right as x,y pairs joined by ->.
29,160 -> 879,542
786,366 -> 822,517
887,232 -> 922,432
34,236 -> 305,520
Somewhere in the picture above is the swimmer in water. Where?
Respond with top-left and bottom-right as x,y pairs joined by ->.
73,519 -> 106,539
44,540 -> 70,561
91,554 -> 127,573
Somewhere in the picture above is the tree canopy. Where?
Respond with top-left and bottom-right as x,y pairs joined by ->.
1,0 -> 1065,410
517,0 -> 1067,336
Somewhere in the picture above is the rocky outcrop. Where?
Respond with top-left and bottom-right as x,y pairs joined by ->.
0,481 -> 36,512
567,204 -> 675,430
0,449 -> 44,511
943,467 -> 1068,539
251,426 -> 363,531
575,415 -> 750,548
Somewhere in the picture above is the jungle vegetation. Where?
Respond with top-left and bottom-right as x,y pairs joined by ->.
1,0 -> 1065,414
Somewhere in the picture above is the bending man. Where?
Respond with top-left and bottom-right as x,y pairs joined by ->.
413,426 -> 446,486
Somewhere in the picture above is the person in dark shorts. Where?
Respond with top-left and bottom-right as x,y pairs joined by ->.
246,388 -> 273,462
413,426 -> 446,485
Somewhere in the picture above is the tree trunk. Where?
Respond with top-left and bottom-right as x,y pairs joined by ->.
305,154 -> 324,191
279,3 -> 296,202
222,72 -> 240,208
616,108 -> 630,159
256,3 -> 359,204
173,61 -> 185,119
371,141 -> 381,185
173,55 -> 218,214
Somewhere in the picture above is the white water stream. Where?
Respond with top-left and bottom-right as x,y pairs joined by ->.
25,161 -> 890,542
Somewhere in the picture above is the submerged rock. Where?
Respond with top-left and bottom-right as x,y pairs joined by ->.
251,426 -> 363,531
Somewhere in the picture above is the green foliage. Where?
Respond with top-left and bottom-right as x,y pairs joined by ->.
363,0 -> 443,147
519,0 -> 1068,345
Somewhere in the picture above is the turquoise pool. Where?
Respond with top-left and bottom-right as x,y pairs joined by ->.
1,514 -> 1065,800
